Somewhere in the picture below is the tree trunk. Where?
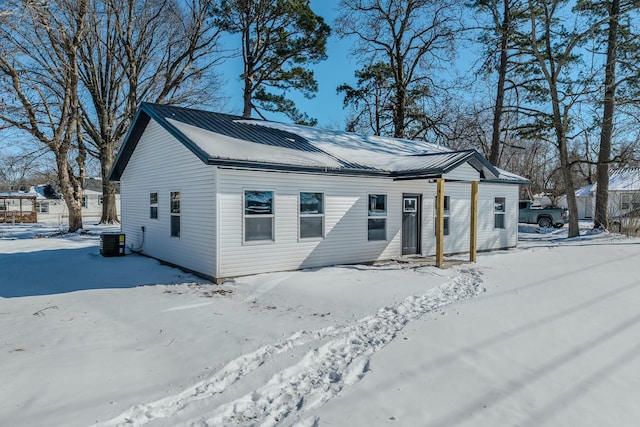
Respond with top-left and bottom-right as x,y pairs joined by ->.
560,151 -> 580,238
242,21 -> 253,118
554,118 -> 580,237
394,84 -> 406,139
56,155 -> 83,233
243,73 -> 253,118
594,0 -> 619,230
100,149 -> 119,224
489,0 -> 511,166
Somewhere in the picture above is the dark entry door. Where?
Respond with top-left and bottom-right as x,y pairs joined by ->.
402,194 -> 421,255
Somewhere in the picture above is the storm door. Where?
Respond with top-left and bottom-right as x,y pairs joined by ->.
402,194 -> 421,255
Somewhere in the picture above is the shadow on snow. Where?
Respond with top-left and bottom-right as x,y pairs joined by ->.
0,246 -> 197,298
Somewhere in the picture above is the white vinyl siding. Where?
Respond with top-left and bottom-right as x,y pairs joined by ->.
217,168 -> 429,278
477,184 -> 518,250
443,162 -> 480,181
119,120 -> 216,278
422,181 -> 518,256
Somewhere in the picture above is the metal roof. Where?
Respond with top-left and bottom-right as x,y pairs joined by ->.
576,167 -> 640,195
110,103 -> 526,184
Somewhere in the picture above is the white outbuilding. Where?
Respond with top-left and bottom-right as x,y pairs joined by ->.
575,167 -> 640,220
109,103 -> 528,281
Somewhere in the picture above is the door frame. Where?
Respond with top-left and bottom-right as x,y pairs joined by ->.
402,193 -> 422,255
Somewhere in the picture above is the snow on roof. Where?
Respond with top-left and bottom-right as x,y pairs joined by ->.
575,183 -> 594,197
111,103 -> 529,183
494,167 -> 531,183
575,168 -> 640,196
0,190 -> 39,199
608,167 -> 640,191
167,118 -> 346,170
239,119 -> 476,174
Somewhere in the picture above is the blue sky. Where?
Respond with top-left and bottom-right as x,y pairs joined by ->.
218,0 -> 359,129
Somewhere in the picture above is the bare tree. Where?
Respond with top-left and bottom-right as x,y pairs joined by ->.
336,0 -> 459,139
0,0 -> 88,232
521,0 -> 592,237
574,0 -> 640,229
78,0 -> 226,224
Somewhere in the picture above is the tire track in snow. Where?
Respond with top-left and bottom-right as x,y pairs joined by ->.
94,268 -> 484,427
191,268 -> 485,427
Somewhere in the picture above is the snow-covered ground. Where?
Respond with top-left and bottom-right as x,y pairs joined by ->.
1,221 -> 639,426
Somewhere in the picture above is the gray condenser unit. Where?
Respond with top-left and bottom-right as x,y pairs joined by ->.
100,232 -> 126,257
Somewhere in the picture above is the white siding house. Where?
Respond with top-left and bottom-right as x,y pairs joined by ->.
31,182 -> 121,222
110,103 -> 528,281
575,168 -> 640,219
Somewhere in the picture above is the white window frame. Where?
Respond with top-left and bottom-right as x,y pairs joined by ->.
367,193 -> 387,241
150,192 -> 158,219
243,189 -> 275,243
170,191 -> 180,238
435,195 -> 450,236
299,192 -> 325,240
494,196 -> 506,229
37,201 -> 49,213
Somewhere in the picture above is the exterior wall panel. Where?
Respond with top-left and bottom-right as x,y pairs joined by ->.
217,168 -> 429,278
443,162 -> 480,182
119,121 -> 217,277
421,181 -> 518,256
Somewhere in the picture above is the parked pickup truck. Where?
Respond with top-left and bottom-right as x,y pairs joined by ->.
518,200 -> 568,228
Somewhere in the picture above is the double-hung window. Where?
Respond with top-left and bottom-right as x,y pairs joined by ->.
170,191 -> 180,237
82,195 -> 88,208
435,195 -> 450,235
494,197 -> 506,229
368,194 -> 387,241
150,192 -> 158,219
244,190 -> 274,242
299,192 -> 324,239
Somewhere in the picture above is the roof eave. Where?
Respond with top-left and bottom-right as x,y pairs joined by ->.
108,107 -> 151,181
482,178 -> 532,186
210,158 -> 388,176
108,103 -> 211,182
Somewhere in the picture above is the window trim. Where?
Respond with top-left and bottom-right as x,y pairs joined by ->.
243,189 -> 275,244
367,193 -> 388,241
81,195 -> 88,209
299,191 -> 325,240
150,191 -> 158,220
37,201 -> 49,213
494,196 -> 506,229
170,191 -> 180,238
435,195 -> 450,236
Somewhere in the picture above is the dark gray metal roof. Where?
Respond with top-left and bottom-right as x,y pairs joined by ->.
109,103 -> 525,183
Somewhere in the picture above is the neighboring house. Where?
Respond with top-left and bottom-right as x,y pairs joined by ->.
109,103 -> 529,281
31,180 -> 121,221
575,167 -> 640,219
0,192 -> 37,223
